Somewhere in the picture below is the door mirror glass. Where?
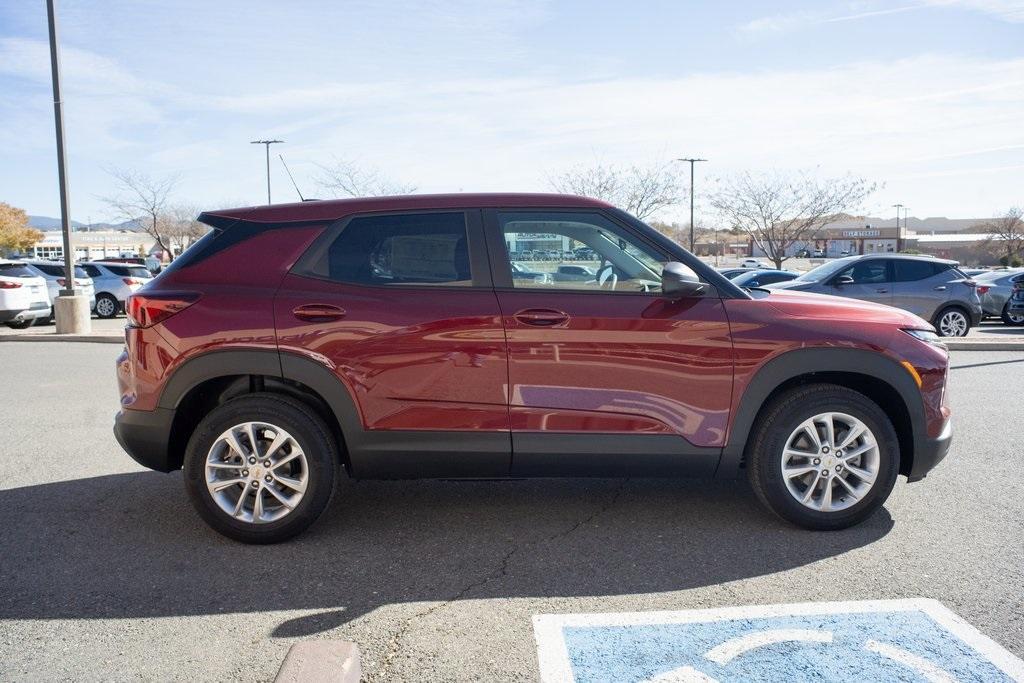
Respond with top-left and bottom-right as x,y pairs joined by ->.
662,262 -> 706,298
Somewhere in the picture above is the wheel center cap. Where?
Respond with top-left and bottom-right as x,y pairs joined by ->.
252,466 -> 263,479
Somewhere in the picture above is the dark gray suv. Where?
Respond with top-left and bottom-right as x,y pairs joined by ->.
766,254 -> 982,337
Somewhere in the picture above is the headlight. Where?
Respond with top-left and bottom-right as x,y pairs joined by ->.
902,328 -> 944,345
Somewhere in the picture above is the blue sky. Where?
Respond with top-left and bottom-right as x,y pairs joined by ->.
1,0 -> 1023,223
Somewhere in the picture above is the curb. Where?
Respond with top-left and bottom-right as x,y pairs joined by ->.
0,334 -> 122,344
275,640 -> 361,683
943,341 -> 1024,351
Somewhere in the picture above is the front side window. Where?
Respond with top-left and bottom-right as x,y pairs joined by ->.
319,212 -> 471,286
498,211 -> 677,293
837,260 -> 889,284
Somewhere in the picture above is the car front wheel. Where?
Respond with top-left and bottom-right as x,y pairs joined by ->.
747,384 -> 900,530
184,393 -> 338,543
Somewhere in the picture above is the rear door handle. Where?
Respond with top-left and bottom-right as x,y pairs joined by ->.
934,285 -> 947,291
293,304 -> 347,322
513,308 -> 569,326
876,288 -> 888,293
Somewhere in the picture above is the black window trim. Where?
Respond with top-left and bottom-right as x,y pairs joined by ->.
290,208 -> 493,290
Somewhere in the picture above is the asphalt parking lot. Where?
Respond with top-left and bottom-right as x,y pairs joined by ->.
0,342 -> 1021,681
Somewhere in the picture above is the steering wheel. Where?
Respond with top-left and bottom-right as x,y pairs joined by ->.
596,262 -> 618,291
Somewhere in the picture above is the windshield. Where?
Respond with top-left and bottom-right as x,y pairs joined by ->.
792,256 -> 859,282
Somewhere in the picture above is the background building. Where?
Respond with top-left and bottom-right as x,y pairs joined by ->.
29,230 -> 156,262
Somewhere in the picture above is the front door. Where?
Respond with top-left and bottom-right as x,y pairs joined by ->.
485,209 -> 733,477
275,210 -> 510,478
828,258 -> 893,306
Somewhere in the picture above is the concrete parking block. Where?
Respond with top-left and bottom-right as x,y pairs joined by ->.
274,640 -> 361,683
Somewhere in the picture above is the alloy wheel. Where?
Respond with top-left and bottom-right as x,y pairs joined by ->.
205,421 -> 309,524
937,310 -> 968,337
780,412 -> 880,512
95,297 -> 117,317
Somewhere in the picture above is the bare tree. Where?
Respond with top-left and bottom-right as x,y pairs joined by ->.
710,171 -> 876,268
160,204 -> 208,256
101,168 -> 179,260
315,158 -> 416,198
979,207 -> 1024,266
548,161 -> 683,220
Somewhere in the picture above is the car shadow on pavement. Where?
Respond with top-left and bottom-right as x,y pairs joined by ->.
0,470 -> 893,636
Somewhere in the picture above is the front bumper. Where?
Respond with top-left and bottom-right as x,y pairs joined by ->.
113,407 -> 177,472
906,418 -> 952,482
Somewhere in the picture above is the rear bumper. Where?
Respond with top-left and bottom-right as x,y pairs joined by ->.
113,407 -> 177,472
907,418 -> 952,482
0,307 -> 48,323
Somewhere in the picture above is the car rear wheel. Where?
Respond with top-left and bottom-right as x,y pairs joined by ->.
184,393 -> 338,543
934,306 -> 971,337
95,293 -> 119,319
747,384 -> 900,530
4,319 -> 33,329
1001,303 -> 1024,326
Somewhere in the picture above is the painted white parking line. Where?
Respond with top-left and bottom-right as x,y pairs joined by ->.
534,599 -> 1024,682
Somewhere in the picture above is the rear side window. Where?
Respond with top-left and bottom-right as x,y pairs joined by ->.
893,260 -> 939,282
81,265 -> 102,278
757,272 -> 793,285
105,265 -> 151,278
315,212 -> 471,286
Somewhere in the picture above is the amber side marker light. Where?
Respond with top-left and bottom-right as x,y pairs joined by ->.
900,360 -> 923,388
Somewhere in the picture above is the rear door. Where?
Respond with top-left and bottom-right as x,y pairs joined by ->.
891,260 -> 951,319
485,209 -> 732,477
828,259 -> 893,306
274,210 -> 511,478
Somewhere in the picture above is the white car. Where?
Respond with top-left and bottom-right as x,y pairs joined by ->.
79,261 -> 154,318
0,260 -> 51,329
21,260 -> 96,324
741,259 -> 767,268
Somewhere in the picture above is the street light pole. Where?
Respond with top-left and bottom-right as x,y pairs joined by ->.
892,203 -> 904,252
251,140 -> 283,204
676,158 -> 707,252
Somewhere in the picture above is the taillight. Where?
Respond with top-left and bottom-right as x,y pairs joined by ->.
976,285 -> 990,295
123,277 -> 145,286
126,291 -> 200,328
0,280 -> 22,289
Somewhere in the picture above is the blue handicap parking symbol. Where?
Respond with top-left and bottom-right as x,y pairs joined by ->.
534,599 -> 1024,682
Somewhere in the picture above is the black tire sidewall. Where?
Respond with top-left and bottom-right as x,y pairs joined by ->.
749,385 -> 900,530
183,394 -> 337,543
1002,304 -> 1024,326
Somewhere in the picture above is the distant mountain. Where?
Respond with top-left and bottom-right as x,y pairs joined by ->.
29,215 -> 143,232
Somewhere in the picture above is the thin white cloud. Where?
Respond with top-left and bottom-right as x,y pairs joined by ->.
922,0 -> 1024,21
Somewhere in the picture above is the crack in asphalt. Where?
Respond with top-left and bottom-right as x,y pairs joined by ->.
372,480 -> 631,681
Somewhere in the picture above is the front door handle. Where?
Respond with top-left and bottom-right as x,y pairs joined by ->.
293,304 -> 347,322
876,288 -> 888,293
934,285 -> 947,291
513,308 -> 569,326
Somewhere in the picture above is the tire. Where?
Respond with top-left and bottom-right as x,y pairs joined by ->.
747,384 -> 900,531
183,393 -> 338,544
1001,303 -> 1024,326
4,319 -> 33,329
94,293 -> 120,319
933,306 -> 971,337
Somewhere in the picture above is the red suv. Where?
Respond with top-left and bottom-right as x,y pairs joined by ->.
114,194 -> 952,543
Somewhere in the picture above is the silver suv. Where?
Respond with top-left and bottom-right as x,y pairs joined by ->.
766,254 -> 982,337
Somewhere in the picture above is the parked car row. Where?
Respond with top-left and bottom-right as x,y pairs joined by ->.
0,259 -> 153,327
973,268 -> 1024,325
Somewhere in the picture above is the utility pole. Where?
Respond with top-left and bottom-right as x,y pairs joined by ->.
46,0 -> 89,333
676,158 -> 707,252
251,139 -> 284,204
892,203 -> 904,252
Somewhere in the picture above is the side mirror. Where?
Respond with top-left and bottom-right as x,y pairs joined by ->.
662,262 -> 706,298
834,275 -> 855,286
